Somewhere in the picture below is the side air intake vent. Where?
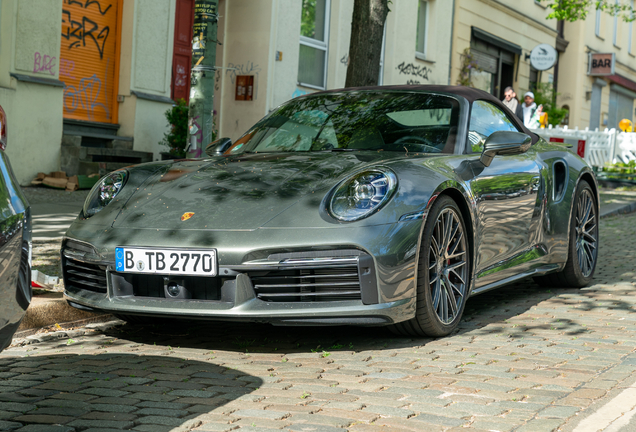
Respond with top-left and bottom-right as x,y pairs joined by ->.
553,160 -> 568,202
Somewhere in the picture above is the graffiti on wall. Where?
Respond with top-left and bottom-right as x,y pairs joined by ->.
291,88 -> 310,99
61,0 -> 112,59
59,59 -> 76,79
33,52 -> 57,76
174,64 -> 188,89
396,62 -> 432,82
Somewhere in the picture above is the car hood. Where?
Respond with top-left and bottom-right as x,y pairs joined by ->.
113,152 -> 404,230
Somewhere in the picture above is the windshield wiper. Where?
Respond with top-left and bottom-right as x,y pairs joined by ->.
328,148 -> 356,152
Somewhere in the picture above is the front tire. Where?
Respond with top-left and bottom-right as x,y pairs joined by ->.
534,179 -> 598,288
390,196 -> 470,337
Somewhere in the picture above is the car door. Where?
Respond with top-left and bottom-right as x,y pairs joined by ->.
467,100 -> 543,288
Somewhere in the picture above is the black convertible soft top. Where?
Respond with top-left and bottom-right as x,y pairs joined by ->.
312,84 -> 539,144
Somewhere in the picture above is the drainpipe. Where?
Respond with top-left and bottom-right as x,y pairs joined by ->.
448,0 -> 456,85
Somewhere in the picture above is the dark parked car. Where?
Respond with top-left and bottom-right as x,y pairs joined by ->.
62,86 -> 598,337
0,104 -> 32,351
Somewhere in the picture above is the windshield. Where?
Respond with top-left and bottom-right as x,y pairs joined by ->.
225,91 -> 461,155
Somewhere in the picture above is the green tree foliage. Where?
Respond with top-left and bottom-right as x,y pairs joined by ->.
161,99 -> 189,158
533,83 -> 569,127
539,0 -> 635,22
300,0 -> 317,38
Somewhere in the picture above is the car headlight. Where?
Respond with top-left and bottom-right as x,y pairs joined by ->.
329,168 -> 397,222
83,170 -> 128,217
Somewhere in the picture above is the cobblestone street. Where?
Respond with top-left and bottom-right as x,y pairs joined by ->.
1,212 -> 636,432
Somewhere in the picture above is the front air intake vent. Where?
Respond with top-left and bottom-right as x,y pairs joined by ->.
63,257 -> 107,293
248,258 -> 361,302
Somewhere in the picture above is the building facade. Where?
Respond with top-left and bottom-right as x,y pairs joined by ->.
558,6 -> 636,130
212,0 -> 455,142
0,0 -> 178,185
450,0 -> 558,101
2,0 -> 636,186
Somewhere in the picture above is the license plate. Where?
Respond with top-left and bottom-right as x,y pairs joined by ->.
115,247 -> 217,276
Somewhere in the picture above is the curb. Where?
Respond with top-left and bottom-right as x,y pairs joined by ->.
18,292 -> 109,332
11,319 -> 123,348
600,201 -> 636,219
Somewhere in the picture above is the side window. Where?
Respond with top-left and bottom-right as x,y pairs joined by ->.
468,100 -> 519,153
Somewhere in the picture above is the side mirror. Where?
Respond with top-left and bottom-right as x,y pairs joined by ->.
205,137 -> 232,157
480,131 -> 532,167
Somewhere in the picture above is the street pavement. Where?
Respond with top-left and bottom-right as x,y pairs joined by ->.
1,193 -> 636,430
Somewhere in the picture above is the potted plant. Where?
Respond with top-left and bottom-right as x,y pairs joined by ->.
160,99 -> 189,159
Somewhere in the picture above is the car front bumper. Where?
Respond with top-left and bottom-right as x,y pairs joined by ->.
62,220 -> 423,326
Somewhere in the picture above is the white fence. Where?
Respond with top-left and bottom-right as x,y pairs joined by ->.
528,126 -> 636,168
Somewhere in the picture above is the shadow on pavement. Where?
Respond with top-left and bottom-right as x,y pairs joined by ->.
0,352 -> 262,430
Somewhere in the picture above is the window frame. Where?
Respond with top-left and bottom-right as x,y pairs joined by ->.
298,0 -> 331,90
415,0 -> 429,58
595,8 -> 603,38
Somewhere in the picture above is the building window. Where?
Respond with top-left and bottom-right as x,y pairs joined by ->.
595,8 -> 602,37
416,0 -> 428,57
298,0 -> 330,89
529,67 -> 538,93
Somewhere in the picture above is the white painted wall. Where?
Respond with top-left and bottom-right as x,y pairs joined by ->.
1,83 -> 63,185
127,0 -> 176,160
0,0 -> 63,185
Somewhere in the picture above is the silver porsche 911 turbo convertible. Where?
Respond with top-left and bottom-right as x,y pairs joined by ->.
62,85 -> 598,337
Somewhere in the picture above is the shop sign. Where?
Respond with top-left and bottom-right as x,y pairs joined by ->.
588,53 -> 615,76
530,44 -> 557,71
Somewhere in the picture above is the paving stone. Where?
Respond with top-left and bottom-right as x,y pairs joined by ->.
285,414 -> 352,428
67,419 -> 134,429
10,415 -> 74,425
408,414 -> 467,428
135,407 -> 189,417
287,424 -> 344,432
168,390 -> 217,398
515,418 -> 564,432
0,403 -> 36,413
14,426 -> 74,432
132,426 -> 173,432
233,409 -> 289,420
362,405 -> 415,418
135,416 -> 186,427
537,405 -> 581,418
0,421 -> 22,431
78,388 -> 129,398
470,417 -> 523,431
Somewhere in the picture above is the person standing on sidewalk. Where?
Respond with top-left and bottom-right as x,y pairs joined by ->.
522,91 -> 543,128
502,86 -> 523,121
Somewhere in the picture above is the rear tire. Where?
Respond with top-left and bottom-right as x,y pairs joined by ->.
390,196 -> 470,337
533,180 -> 598,288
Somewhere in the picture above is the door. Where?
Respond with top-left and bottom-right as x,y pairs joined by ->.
60,0 -> 122,124
467,100 -> 542,287
172,0 -> 194,102
609,90 -> 634,130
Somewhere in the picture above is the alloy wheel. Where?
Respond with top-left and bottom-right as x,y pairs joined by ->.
575,188 -> 598,277
429,208 -> 468,324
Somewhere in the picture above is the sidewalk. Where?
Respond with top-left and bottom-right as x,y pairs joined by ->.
18,184 -> 636,335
